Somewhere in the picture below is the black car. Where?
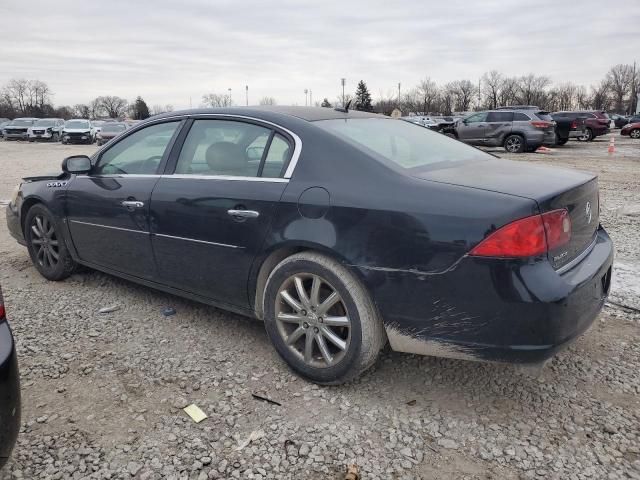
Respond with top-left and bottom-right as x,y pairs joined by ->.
5,107 -> 613,384
0,283 -> 20,468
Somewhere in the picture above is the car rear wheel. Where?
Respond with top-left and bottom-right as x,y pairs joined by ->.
630,129 -> 640,139
578,128 -> 593,142
25,204 -> 76,281
263,252 -> 385,384
504,134 -> 525,153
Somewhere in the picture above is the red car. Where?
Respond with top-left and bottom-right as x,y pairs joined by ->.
621,121 -> 640,139
552,110 -> 610,141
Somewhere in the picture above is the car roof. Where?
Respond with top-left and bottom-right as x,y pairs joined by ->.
151,106 -> 383,123
66,118 -> 91,121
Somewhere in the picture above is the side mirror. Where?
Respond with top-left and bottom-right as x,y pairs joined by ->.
62,155 -> 92,174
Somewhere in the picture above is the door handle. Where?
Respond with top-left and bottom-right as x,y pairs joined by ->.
227,209 -> 259,219
121,200 -> 144,209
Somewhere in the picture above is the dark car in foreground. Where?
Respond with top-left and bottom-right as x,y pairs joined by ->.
0,283 -> 20,468
5,107 -> 613,384
96,122 -> 128,146
552,111 -> 610,141
455,108 -> 556,152
3,118 -> 39,140
621,121 -> 640,139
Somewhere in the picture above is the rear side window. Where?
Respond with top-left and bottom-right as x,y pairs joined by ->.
174,119 -> 291,178
513,112 -> 531,121
534,112 -> 553,121
486,112 -> 513,122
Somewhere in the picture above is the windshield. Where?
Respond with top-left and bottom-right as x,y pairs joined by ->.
101,123 -> 127,132
315,118 -> 489,170
34,119 -> 57,127
65,121 -> 90,129
10,119 -> 36,127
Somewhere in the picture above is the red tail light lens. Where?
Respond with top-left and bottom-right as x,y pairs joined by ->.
530,121 -> 553,129
469,209 -> 571,258
0,303 -> 5,321
571,120 -> 577,129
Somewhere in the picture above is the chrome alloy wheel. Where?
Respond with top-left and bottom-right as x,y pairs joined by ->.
30,214 -> 60,269
505,136 -> 522,152
275,273 -> 351,368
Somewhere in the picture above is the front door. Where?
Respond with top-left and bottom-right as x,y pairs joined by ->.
65,120 -> 182,279
150,118 -> 293,308
484,111 -> 513,146
456,112 -> 488,143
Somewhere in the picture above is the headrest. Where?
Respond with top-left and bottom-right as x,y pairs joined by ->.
205,142 -> 246,173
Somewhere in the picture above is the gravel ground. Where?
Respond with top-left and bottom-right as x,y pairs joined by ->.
0,134 -> 638,480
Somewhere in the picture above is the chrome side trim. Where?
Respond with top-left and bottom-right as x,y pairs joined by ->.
163,174 -> 288,182
70,220 -> 148,235
153,233 -> 242,249
76,174 -> 161,179
556,237 -> 597,275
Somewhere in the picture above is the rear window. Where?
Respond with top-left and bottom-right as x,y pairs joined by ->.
315,118 -> 489,171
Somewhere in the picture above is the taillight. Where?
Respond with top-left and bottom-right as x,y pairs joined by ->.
530,120 -> 553,129
571,120 -> 577,129
469,209 -> 571,258
0,286 -> 5,321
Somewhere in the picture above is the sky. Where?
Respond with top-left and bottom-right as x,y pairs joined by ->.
1,0 -> 639,110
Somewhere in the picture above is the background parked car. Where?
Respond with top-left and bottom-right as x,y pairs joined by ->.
0,283 -> 21,468
28,118 -> 66,142
0,119 -> 10,138
62,119 -> 95,144
3,118 -> 39,140
96,122 -> 128,145
620,121 -> 640,139
552,111 -> 610,141
552,115 -> 586,145
620,114 -> 640,127
455,108 -> 556,153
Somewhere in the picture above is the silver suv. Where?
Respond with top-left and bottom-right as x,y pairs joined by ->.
455,108 -> 556,153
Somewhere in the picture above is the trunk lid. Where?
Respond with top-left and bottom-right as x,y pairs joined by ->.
411,158 -> 599,269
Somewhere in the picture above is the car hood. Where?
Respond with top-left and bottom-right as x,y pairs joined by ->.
623,122 -> 640,129
63,128 -> 91,132
410,158 -> 595,203
23,171 -> 66,182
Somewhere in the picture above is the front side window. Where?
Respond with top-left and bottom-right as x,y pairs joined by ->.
316,118 -> 489,171
465,112 -> 488,123
175,119 -> 291,177
95,121 -> 179,175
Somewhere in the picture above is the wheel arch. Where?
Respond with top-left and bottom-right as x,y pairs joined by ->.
20,195 -> 45,234
250,241 -> 367,320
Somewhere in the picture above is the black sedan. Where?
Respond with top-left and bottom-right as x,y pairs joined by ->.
0,283 -> 20,468
5,107 -> 613,384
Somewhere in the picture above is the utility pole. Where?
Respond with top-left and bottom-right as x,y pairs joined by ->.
478,78 -> 481,110
304,89 -> 308,106
341,78 -> 346,106
631,61 -> 637,115
309,90 -> 313,106
245,85 -> 249,106
397,82 -> 401,106
228,88 -> 232,106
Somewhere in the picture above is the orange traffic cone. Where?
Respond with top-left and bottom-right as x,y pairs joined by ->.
535,145 -> 552,154
608,135 -> 615,154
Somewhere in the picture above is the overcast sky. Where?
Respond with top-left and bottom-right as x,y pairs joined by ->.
1,0 -> 638,109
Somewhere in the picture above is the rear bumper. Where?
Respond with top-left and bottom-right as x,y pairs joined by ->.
0,321 -> 20,468
569,130 -> 585,139
361,227 -> 614,364
5,204 -> 25,246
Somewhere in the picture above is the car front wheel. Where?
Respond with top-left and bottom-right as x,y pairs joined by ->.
263,252 -> 385,384
25,204 -> 76,281
630,129 -> 640,139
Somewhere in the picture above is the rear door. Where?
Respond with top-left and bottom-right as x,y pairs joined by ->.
484,111 -> 513,146
150,117 -> 294,308
65,120 -> 182,279
456,112 -> 488,144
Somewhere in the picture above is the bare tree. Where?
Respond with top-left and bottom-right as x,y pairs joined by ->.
3,79 -> 30,113
259,96 -> 277,105
150,104 -> 174,115
516,74 -> 551,106
589,79 -> 611,111
497,76 -> 518,107
447,80 -> 475,112
96,96 -> 128,118
73,104 -> 91,118
482,70 -> 502,109
606,64 -> 634,113
202,93 -> 232,108
575,85 -> 589,109
416,77 -> 439,114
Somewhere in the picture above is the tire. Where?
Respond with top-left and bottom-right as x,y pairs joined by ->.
62,138 -> 67,144
52,133 -> 59,142
578,128 -> 593,142
24,204 -> 76,281
630,129 -> 640,139
504,134 -> 525,153
263,252 -> 385,384
556,137 -> 569,146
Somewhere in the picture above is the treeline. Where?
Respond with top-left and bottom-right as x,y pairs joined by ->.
0,79 -> 173,120
371,64 -> 639,115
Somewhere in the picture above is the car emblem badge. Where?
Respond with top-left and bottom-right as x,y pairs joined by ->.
585,201 -> 592,224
